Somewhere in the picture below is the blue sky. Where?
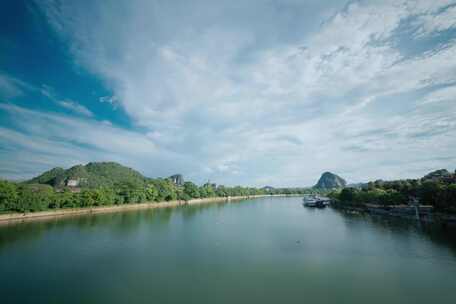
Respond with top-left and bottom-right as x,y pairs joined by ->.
1,0 -> 456,186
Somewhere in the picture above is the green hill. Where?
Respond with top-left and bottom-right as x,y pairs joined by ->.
27,162 -> 147,188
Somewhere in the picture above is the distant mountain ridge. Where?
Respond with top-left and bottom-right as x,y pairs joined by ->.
314,172 -> 347,189
27,162 -> 147,188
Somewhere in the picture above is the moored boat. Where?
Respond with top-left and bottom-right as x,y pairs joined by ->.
302,195 -> 330,208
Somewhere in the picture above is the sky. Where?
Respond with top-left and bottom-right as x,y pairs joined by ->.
0,0 -> 455,187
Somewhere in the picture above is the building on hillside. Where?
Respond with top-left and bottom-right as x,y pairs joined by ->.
66,179 -> 80,187
65,178 -> 87,187
169,174 -> 184,186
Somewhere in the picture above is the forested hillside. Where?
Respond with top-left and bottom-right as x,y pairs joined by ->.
28,162 -> 146,188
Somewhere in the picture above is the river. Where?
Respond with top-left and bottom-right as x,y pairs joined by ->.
1,196 -> 456,303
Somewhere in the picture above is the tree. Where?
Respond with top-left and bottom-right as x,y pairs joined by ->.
446,184 -> 456,212
339,188 -> 358,203
152,179 -> 178,201
419,181 -> 442,206
56,190 -> 78,208
0,180 -> 18,211
183,182 -> 200,199
216,186 -> 228,197
15,184 -> 55,212
145,184 -> 158,201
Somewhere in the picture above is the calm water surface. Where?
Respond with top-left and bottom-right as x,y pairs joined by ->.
1,197 -> 456,303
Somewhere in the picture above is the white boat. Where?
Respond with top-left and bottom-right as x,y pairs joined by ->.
302,195 -> 330,208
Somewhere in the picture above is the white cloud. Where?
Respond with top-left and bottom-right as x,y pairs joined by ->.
0,104 -> 193,180
40,84 -> 56,99
99,95 -> 118,109
412,5 -> 456,37
0,73 -> 36,99
421,85 -> 456,104
0,104 -> 158,156
17,0 -> 456,185
58,100 -> 93,117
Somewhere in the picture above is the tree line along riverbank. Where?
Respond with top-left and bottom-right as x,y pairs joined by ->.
0,179 -> 314,214
327,169 -> 456,224
0,162 -> 316,214
0,195 -> 297,223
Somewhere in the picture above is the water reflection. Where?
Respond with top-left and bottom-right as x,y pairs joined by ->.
0,200 -> 234,249
1,197 -> 456,304
2,199 -> 456,258
180,201 -> 231,220
333,208 -> 456,257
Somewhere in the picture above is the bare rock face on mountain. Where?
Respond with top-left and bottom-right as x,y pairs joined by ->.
314,172 -> 347,189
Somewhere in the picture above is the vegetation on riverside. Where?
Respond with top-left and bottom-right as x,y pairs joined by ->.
0,162 -> 312,213
329,169 -> 456,213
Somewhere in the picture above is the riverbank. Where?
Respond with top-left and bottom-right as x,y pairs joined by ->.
331,201 -> 456,227
0,194 -> 294,224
